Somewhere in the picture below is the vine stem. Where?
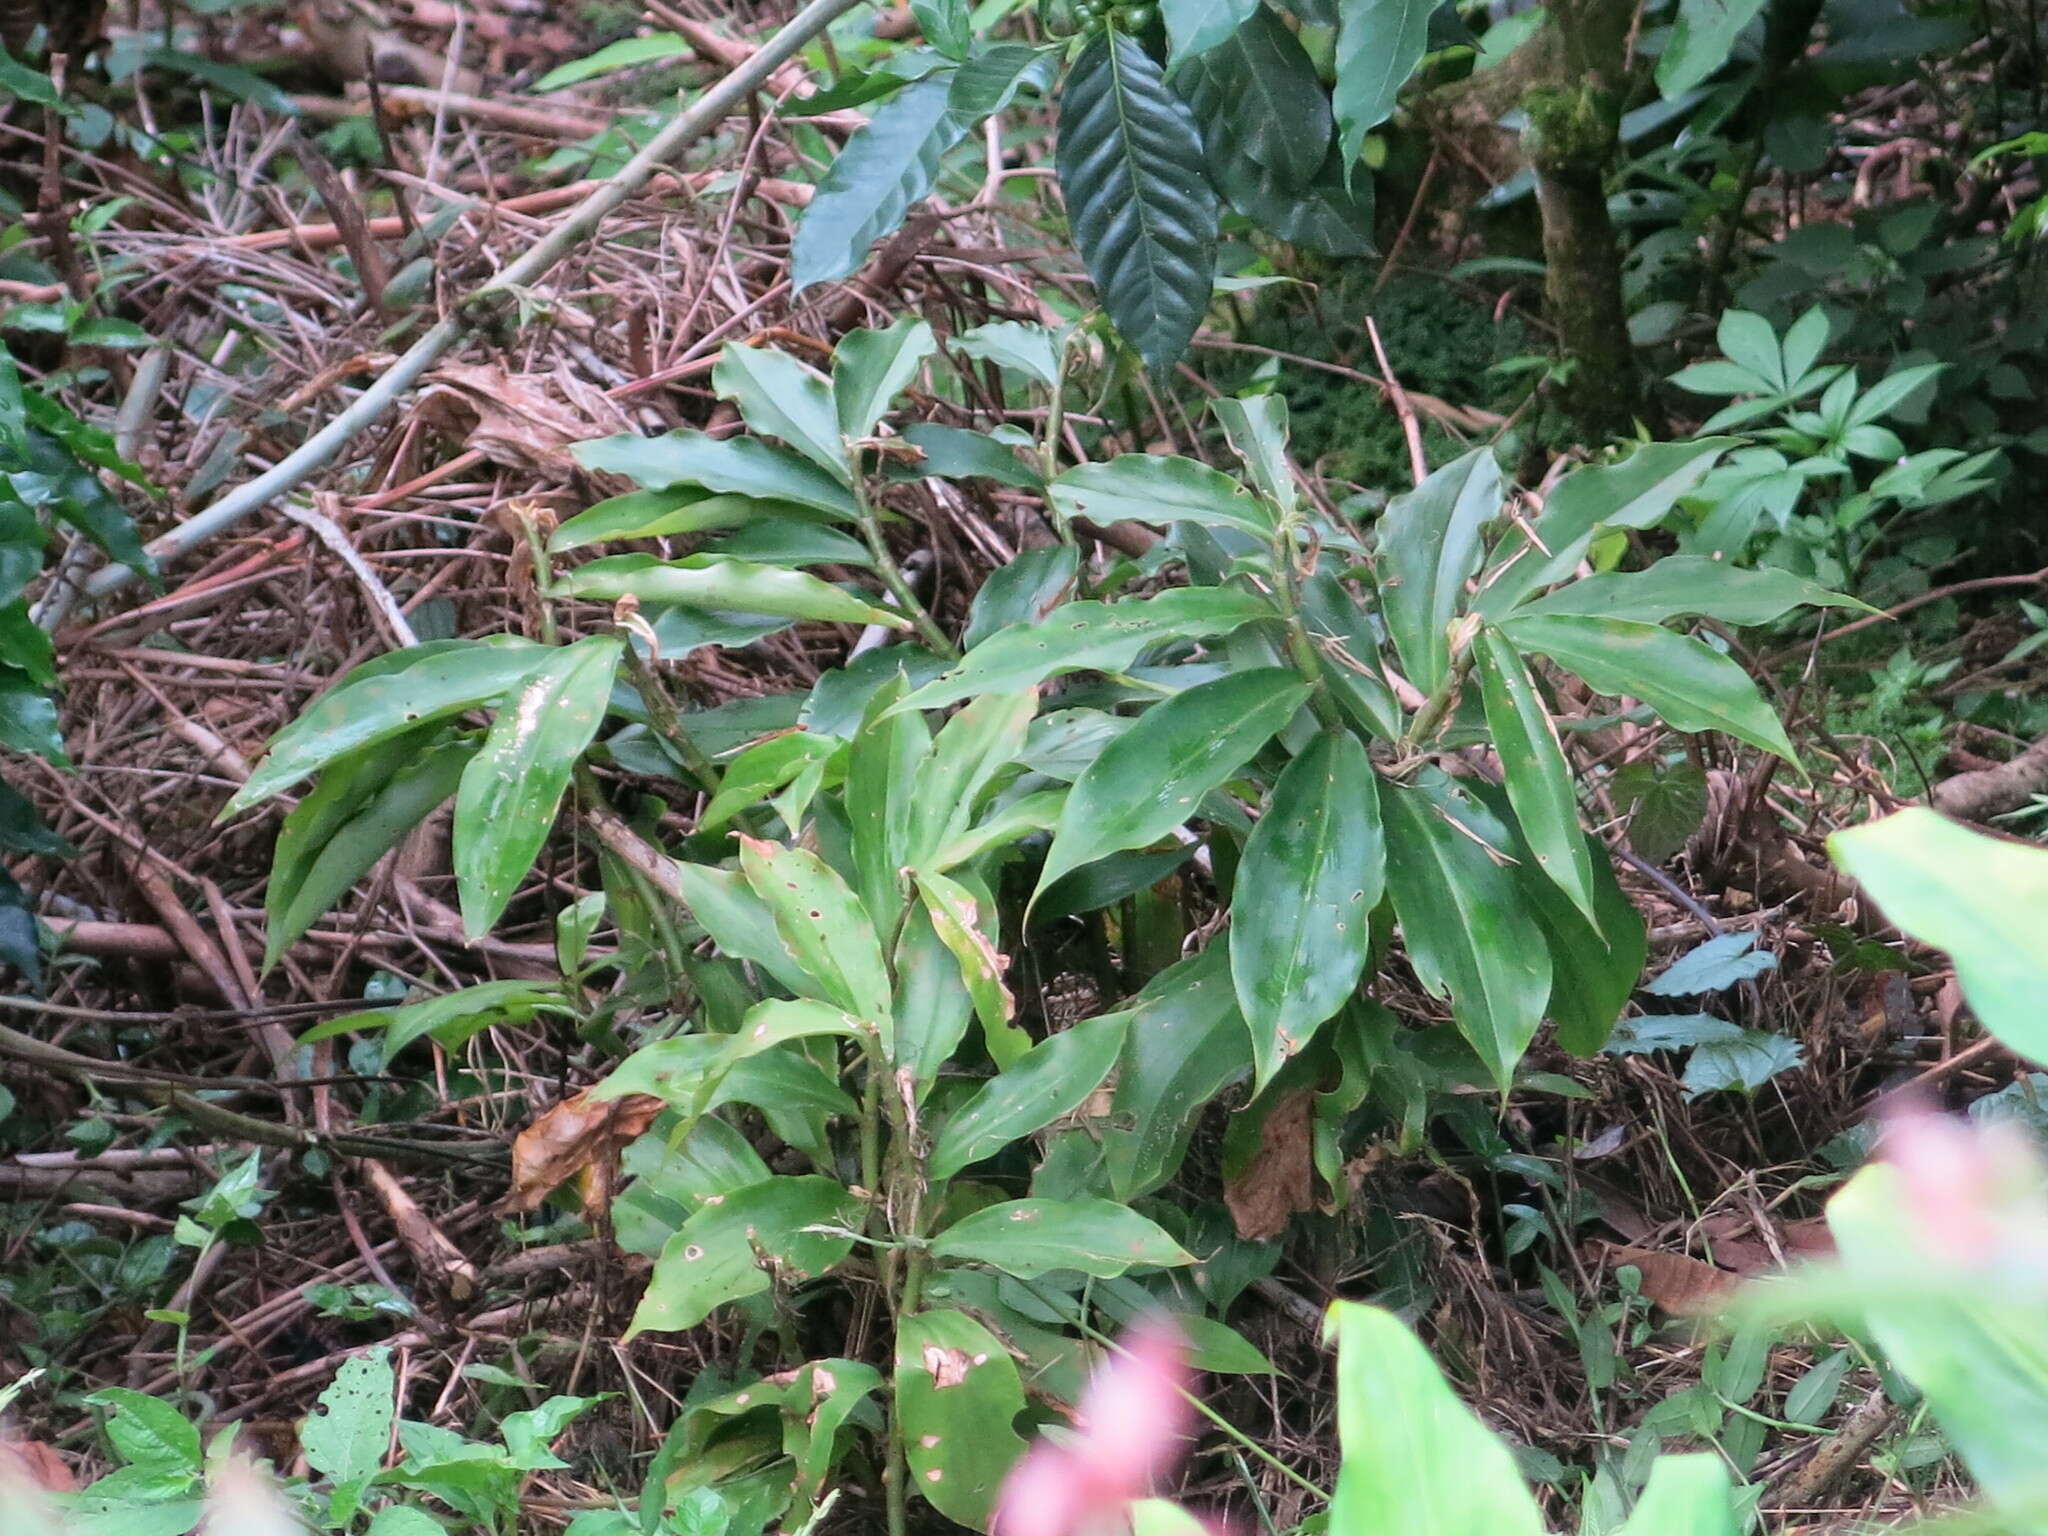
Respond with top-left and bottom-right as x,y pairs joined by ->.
853,479 -> 958,659
60,0 -> 872,614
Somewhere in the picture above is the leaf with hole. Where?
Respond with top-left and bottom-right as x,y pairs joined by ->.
739,837 -> 894,1029
1231,732 -> 1382,1090
628,1176 -> 860,1337
895,1311 -> 1029,1531
1056,31 -> 1218,375
917,869 -> 1026,1067
454,636 -> 622,939
1033,668 -> 1309,907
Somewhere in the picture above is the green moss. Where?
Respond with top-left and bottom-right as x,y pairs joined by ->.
1211,270 -> 1529,493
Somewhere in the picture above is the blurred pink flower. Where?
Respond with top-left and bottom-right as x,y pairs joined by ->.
992,1316 -> 1196,1536
1881,1096 -> 2045,1268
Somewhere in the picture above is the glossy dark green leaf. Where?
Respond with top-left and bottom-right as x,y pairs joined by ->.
712,343 -> 848,480
1056,31 -> 1218,375
1479,440 -> 1735,616
1513,556 -> 1869,627
962,546 -> 1079,649
267,732 -> 477,970
1048,454 -> 1272,538
792,74 -> 971,293
1104,944 -> 1253,1199
1034,844 -> 1196,926
739,836 -> 894,1028
225,638 -> 547,813
0,775 -> 71,857
572,430 -> 860,519
896,422 -> 1046,489
898,587 -> 1272,712
930,1197 -> 1194,1277
1231,732 -> 1382,1088
0,868 -> 38,986
1612,759 -> 1708,863
555,554 -> 909,630
1034,668 -> 1309,905
629,1176 -> 860,1337
1334,0 -> 1435,163
1474,626 -> 1597,923
1174,3 -> 1330,186
0,668 -> 61,765
1160,0 -> 1261,65
930,1011 -> 1129,1178
833,317 -> 936,443
895,1311 -> 1029,1531
1381,775 -> 1552,1090
454,635 -> 622,938
1497,613 -> 1799,762
1377,448 -> 1501,696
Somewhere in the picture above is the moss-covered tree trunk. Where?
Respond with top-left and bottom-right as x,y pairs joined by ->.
1525,0 -> 1642,441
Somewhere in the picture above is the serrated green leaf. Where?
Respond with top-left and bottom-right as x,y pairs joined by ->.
1515,556 -> 1868,627
1033,668 -> 1309,906
555,554 -> 910,630
225,639 -> 546,814
1378,448 -> 1501,695
1497,613 -> 1798,762
793,74 -> 971,293
712,343 -> 847,480
629,1177 -> 859,1337
930,1197 -> 1193,1277
739,837 -> 894,1028
1475,627 -> 1596,922
1048,454 -> 1272,538
453,635 -> 621,939
1231,732 -> 1382,1089
1381,775 -> 1552,1090
898,587 -> 1273,712
895,1311 -> 1029,1530
572,430 -> 860,519
1057,31 -> 1218,375
833,317 -> 936,443
930,1011 -> 1128,1178
1334,0 -> 1435,163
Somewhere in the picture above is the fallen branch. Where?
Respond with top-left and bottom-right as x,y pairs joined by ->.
1931,733 -> 2048,823
66,0 -> 867,611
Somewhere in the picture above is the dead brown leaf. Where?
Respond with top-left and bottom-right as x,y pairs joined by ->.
0,1437 -> 76,1492
497,1090 -> 664,1218
1588,1241 -> 1738,1315
1224,1089 -> 1315,1242
416,362 -> 633,478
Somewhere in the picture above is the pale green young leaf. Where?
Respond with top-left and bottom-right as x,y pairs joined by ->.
87,1388 -> 203,1478
1497,613 -> 1799,762
698,731 -> 841,834
1616,1453 -> 1739,1536
929,1197 -> 1194,1277
302,1351 -> 395,1493
930,1011 -> 1129,1178
1474,627 -> 1597,923
909,690 -> 1036,868
1033,668 -> 1309,907
1231,732 -> 1382,1089
1378,448 -> 1501,696
454,635 -> 622,939
712,343 -> 848,481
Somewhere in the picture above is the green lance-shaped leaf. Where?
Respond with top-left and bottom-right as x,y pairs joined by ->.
1160,0 -> 1261,66
671,861 -> 828,1000
1103,944 -> 1251,1199
1056,30 -> 1218,376
1377,448 -> 1501,697
895,1311 -> 1030,1531
894,898 -> 975,1092
929,1011 -> 1129,1179
1473,626 -> 1598,923
898,587 -> 1273,712
1210,394 -> 1294,517
302,979 -> 572,1060
266,730 -> 477,970
909,689 -> 1037,869
1512,556 -> 1871,628
554,554 -> 910,631
792,74 -> 972,294
917,868 -> 1028,1067
929,1197 -> 1194,1278
1381,775 -> 1552,1090
1333,0 -> 1436,165
1047,454 -> 1273,539
224,638 -> 547,814
712,343 -> 848,482
1496,612 -> 1799,763
1327,1303 -> 1547,1536
1828,808 -> 2048,1065
1616,1455 -> 1741,1536
1033,667 -> 1310,908
1177,2 -> 1331,186
1656,0 -> 1770,97
547,488 -> 777,553
738,836 -> 895,1030
454,635 -> 622,939
628,1175 -> 860,1338
572,430 -> 861,519
833,316 -> 937,444
1230,731 -> 1383,1090
846,672 -> 930,933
